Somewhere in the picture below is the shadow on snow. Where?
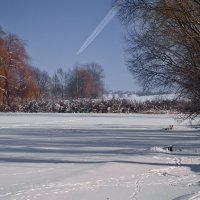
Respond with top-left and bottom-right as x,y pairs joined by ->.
0,128 -> 199,173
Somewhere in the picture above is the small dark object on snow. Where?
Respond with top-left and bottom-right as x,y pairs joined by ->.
163,125 -> 173,131
167,146 -> 173,151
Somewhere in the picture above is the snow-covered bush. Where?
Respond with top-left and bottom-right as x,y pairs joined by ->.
0,97 -> 180,114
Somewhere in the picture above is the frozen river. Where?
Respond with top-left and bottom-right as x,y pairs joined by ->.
0,113 -> 199,200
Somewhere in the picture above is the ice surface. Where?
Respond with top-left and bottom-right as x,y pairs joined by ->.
0,113 -> 199,200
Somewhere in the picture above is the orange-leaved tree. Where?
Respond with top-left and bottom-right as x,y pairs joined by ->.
0,30 -> 38,106
66,63 -> 104,99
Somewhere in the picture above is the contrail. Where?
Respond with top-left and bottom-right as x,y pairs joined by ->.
77,6 -> 119,55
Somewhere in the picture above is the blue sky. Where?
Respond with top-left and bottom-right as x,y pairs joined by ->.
0,0 -> 137,91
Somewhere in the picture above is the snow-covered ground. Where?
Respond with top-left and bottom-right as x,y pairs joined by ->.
0,113 -> 199,200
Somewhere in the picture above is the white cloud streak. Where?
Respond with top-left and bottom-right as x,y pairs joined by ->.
77,7 -> 118,55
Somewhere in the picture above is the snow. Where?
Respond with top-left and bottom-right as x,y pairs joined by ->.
0,113 -> 199,200
104,93 -> 175,102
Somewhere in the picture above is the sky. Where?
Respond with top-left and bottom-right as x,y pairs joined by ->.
0,0 -> 137,91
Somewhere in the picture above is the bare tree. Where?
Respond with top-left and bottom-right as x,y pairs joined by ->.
51,68 -> 68,99
116,0 -> 200,116
66,63 -> 104,99
83,63 -> 104,98
56,68 -> 65,99
31,66 -> 51,99
51,73 -> 60,98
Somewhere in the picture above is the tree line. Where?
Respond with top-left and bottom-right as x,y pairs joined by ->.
0,27 -> 104,107
31,62 -> 104,100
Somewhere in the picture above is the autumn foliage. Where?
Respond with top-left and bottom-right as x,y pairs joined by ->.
66,64 -> 104,99
0,27 -> 105,108
0,29 -> 38,105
